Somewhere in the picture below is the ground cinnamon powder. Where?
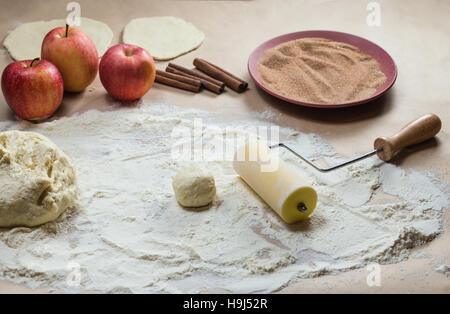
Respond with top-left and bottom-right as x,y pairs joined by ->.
258,38 -> 386,104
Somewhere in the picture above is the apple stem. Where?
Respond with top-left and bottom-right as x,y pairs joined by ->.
65,24 -> 69,37
30,58 -> 39,67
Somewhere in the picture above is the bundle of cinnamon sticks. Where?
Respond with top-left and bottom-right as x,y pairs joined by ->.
154,58 -> 248,94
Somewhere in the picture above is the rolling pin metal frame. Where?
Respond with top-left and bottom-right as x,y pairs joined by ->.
269,143 -> 383,173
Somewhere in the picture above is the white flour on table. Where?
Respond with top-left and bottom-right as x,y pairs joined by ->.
0,102 -> 447,293
435,264 -> 450,277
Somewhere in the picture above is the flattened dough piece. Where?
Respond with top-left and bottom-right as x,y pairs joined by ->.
123,16 -> 205,60
3,17 -> 113,60
0,131 -> 78,227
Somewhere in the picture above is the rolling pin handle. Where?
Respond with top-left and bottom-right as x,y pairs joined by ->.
374,113 -> 442,161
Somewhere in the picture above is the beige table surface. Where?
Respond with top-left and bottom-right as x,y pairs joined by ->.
0,0 -> 448,294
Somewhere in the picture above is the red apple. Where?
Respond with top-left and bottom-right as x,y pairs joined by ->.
1,58 -> 63,120
41,24 -> 98,92
99,44 -> 156,101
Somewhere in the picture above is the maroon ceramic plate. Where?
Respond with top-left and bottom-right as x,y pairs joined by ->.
248,30 -> 397,108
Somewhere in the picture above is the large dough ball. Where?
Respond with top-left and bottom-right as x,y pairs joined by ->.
172,164 -> 216,207
0,131 -> 78,227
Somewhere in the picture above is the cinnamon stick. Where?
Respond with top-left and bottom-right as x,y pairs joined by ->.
155,73 -> 201,93
193,58 -> 248,93
156,70 -> 201,87
167,63 -> 225,88
166,66 -> 224,94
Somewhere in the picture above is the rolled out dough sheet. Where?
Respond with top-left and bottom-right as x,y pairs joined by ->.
122,16 -> 205,60
3,17 -> 113,60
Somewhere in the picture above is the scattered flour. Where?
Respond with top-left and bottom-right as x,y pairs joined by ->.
0,102 -> 447,293
411,252 -> 431,259
435,264 -> 450,277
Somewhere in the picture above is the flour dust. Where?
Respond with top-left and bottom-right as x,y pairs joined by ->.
0,102 -> 447,293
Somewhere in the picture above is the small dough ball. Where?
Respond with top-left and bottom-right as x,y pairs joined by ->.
0,131 -> 78,227
172,164 -> 216,207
